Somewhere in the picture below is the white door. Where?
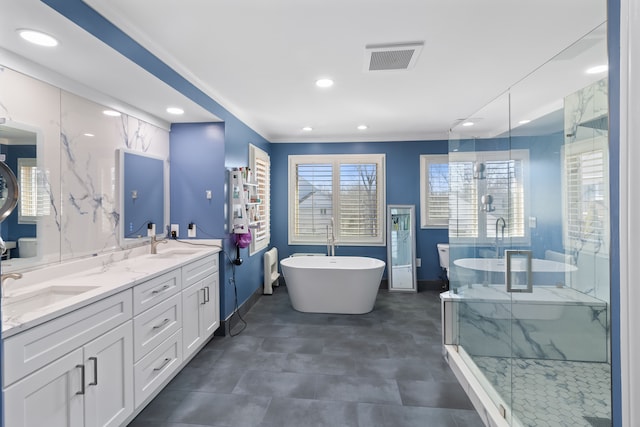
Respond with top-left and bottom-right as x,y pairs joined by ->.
4,348 -> 84,427
182,280 -> 205,360
201,274 -> 220,337
83,321 -> 134,427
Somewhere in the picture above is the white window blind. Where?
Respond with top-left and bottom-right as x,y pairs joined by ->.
448,150 -> 529,244
339,163 -> 378,238
289,154 -> 385,245
420,154 -> 449,228
249,145 -> 271,255
562,138 -> 609,254
18,158 -> 50,224
448,160 -> 477,238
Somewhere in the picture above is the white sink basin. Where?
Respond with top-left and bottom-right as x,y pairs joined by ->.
2,285 -> 100,318
152,249 -> 201,259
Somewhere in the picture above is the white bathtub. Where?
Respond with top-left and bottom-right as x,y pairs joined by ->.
280,255 -> 385,314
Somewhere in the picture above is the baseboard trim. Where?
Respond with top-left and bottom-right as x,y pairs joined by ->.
216,285 -> 264,336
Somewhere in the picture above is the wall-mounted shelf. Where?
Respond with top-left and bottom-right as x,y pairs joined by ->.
229,168 -> 261,234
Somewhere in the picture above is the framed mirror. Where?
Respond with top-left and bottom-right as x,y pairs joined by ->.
387,204 -> 417,292
118,149 -> 165,245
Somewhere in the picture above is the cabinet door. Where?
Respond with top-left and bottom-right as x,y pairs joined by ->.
4,348 -> 84,427
182,280 -> 205,360
83,321 -> 134,427
202,274 -> 220,338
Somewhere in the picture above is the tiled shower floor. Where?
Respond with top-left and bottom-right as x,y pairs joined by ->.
473,356 -> 611,427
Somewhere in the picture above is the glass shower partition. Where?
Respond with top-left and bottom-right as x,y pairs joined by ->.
446,23 -> 611,427
449,91 -> 516,423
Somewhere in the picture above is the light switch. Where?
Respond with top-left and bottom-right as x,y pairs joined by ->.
131,190 -> 138,200
206,190 -> 212,200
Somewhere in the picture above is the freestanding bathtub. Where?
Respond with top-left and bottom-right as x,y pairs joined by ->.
280,255 -> 385,314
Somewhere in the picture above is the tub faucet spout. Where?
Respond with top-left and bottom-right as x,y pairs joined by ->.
327,218 -> 336,256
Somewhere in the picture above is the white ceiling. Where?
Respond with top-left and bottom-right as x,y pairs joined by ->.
1,0 -> 607,142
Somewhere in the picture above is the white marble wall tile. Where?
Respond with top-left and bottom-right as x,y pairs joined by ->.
59,91 -> 169,260
458,300 -> 608,362
0,66 -> 169,277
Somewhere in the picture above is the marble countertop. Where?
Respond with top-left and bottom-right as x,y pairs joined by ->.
1,239 -> 222,338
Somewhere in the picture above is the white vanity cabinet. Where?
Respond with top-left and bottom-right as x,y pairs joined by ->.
182,254 -> 219,361
3,291 -> 134,427
2,249 -> 221,427
132,269 -> 183,407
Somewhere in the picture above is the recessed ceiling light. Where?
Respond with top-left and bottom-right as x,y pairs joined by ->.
586,64 -> 608,74
103,110 -> 121,117
357,125 -> 368,130
518,119 -> 531,125
18,29 -> 58,47
302,126 -> 313,131
315,78 -> 334,88
83,133 -> 95,137
166,107 -> 184,115
462,121 -> 474,127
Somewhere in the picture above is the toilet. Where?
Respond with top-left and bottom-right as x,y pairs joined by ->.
437,243 -> 450,279
18,237 -> 37,258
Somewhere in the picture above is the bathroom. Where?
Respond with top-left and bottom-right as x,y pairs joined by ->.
0,0 -> 638,426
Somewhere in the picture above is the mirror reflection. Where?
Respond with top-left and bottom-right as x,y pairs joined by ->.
0,122 -> 43,261
119,149 -> 165,243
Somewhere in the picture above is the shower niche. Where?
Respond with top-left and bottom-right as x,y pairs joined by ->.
386,204 -> 416,292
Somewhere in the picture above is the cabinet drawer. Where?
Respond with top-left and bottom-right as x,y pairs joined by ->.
133,269 -> 181,316
182,254 -> 218,289
133,293 -> 182,361
3,290 -> 132,387
134,329 -> 182,407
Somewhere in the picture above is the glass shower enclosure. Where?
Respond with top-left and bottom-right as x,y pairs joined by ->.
443,23 -> 611,427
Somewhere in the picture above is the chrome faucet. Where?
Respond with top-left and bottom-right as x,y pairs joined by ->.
150,235 -> 168,254
326,218 -> 336,256
495,217 -> 506,258
1,272 -> 22,297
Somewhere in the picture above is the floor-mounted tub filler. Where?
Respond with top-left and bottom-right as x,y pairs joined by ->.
280,255 -> 385,314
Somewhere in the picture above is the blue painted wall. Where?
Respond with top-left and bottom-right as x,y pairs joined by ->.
170,123 -> 226,239
169,121 -> 271,321
270,140 -> 449,281
270,133 -> 565,282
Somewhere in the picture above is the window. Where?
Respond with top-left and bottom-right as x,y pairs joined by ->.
448,150 -> 529,244
18,157 -> 50,224
249,145 -> 271,255
420,154 -> 449,228
562,137 -> 609,255
288,154 -> 386,245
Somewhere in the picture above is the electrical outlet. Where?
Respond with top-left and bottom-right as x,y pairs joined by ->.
147,222 -> 156,237
170,224 -> 179,238
416,258 -> 422,267
188,223 -> 196,238
206,190 -> 212,200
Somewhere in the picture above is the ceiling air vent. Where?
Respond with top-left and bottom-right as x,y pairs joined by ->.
364,42 -> 424,71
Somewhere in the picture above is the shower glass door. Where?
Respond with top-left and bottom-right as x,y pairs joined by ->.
449,90 -> 516,424
448,23 -> 611,426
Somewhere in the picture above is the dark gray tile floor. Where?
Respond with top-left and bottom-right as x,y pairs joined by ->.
128,287 -> 484,427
